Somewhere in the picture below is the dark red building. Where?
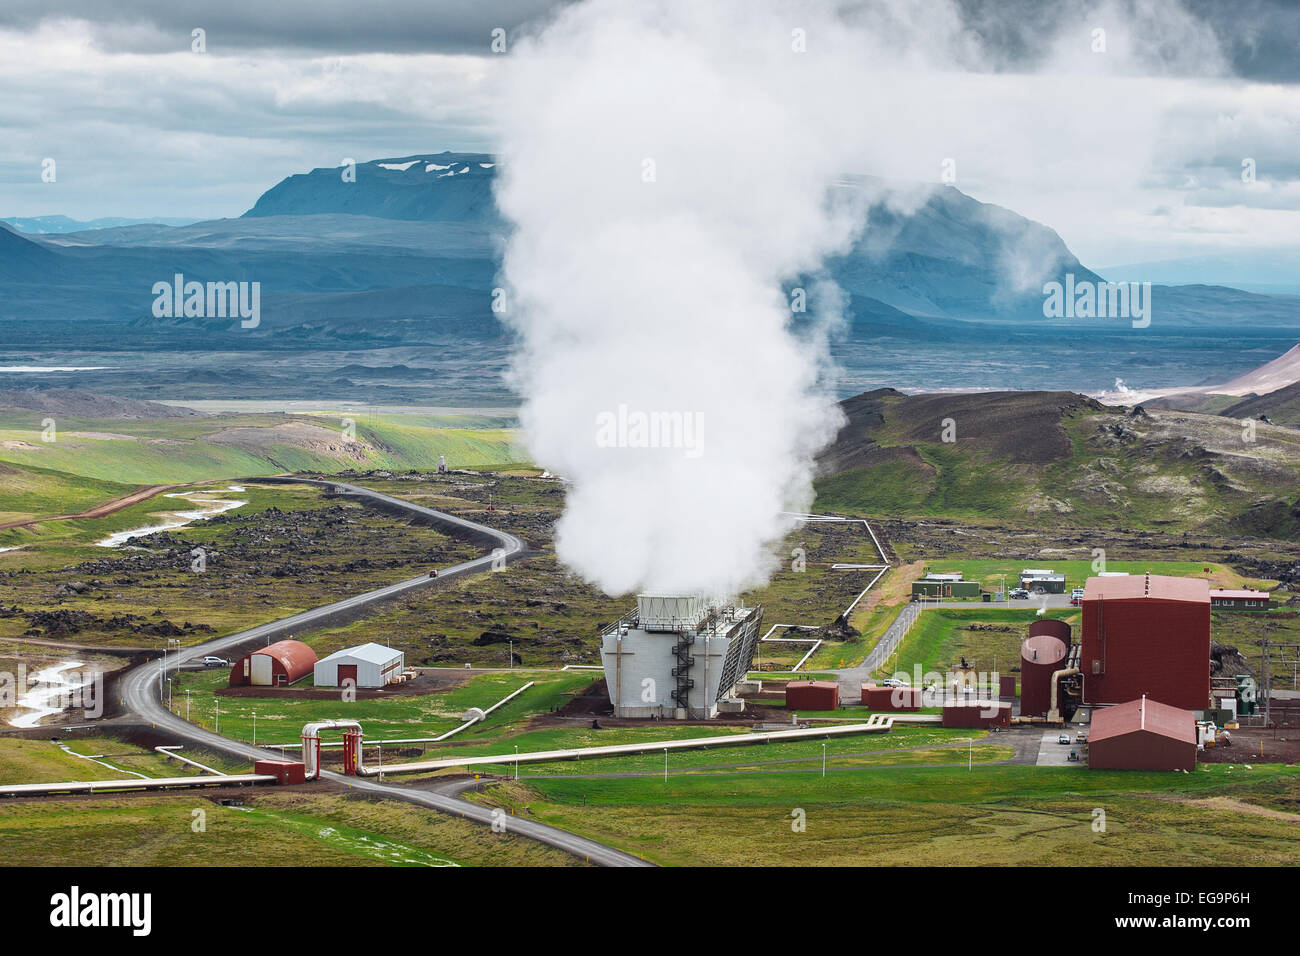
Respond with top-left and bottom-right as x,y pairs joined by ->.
785,680 -> 839,711
1080,573 -> 1210,712
1088,697 -> 1196,771
254,759 -> 307,784
861,684 -> 922,711
1208,588 -> 1271,610
941,702 -> 1011,729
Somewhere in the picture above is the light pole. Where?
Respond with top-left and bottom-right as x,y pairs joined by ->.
663,747 -> 668,783
186,689 -> 191,721
253,712 -> 257,747
166,677 -> 172,709
215,698 -> 219,734
966,737 -> 972,771
822,742 -> 827,778
515,745 -> 519,781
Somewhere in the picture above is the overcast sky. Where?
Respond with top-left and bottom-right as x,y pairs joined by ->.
2,0 -> 1297,267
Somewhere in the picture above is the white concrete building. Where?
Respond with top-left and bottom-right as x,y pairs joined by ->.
599,594 -> 763,719
314,643 -> 405,688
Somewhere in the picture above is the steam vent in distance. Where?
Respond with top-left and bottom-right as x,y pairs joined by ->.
600,595 -> 764,719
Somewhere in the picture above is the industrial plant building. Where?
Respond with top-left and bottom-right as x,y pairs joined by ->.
314,643 -> 405,688
229,639 -> 318,687
599,594 -> 763,719
911,572 -> 980,599
1019,569 -> 1066,594
1209,588 -> 1271,610
1087,696 -> 1196,771
1080,573 -> 1211,712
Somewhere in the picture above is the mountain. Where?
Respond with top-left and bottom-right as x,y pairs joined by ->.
1099,249 -> 1300,295
1221,381 -> 1300,427
2,215 -> 199,234
813,388 -> 1300,538
0,388 -> 203,419
2,151 -> 1297,404
243,153 -> 499,223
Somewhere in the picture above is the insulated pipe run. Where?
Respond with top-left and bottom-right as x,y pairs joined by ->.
301,719 -> 363,779
1046,668 -> 1080,723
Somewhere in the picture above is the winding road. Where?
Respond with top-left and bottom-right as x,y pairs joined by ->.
118,477 -> 652,867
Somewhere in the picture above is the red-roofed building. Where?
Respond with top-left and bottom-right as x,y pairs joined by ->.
1088,696 -> 1196,771
1080,573 -> 1210,711
229,639 -> 318,687
1209,588 -> 1271,610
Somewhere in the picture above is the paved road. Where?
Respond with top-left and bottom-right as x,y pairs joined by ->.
119,477 -> 652,868
835,594 -> 1075,696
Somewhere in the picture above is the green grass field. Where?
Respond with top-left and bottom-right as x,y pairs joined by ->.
0,791 -> 584,867
477,761 -> 1300,866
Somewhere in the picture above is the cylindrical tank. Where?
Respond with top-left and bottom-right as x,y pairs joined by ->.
1028,618 -> 1071,643
1020,634 -> 1068,717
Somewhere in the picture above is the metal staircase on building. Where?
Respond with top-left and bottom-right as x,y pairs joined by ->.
671,636 -> 695,715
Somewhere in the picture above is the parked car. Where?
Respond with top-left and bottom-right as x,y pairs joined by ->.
881,678 -> 908,688
1009,588 -> 1030,600
1070,587 -> 1085,606
1057,733 -> 1071,745
428,569 -> 438,578
201,656 -> 230,667
1075,732 -> 1088,743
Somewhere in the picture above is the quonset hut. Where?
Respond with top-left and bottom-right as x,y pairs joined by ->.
600,594 -> 763,719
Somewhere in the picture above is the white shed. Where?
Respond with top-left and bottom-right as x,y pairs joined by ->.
314,643 -> 405,688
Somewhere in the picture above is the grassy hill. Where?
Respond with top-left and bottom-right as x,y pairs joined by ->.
814,388 -> 1300,536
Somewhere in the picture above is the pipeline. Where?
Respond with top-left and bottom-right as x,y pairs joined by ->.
1046,668 -> 1080,723
301,719 -> 363,780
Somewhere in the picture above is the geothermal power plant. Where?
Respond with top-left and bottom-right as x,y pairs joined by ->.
599,594 -> 764,719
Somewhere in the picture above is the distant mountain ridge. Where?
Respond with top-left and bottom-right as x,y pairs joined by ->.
243,152 -> 499,223
2,215 -> 198,234
2,151 -> 1297,405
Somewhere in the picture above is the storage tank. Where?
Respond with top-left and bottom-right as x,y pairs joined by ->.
1020,634 -> 1068,717
1027,618 -> 1071,644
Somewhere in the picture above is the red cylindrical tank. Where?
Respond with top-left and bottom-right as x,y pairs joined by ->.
1028,618 -> 1071,643
1020,634 -> 1067,717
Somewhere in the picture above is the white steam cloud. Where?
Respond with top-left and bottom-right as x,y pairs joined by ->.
489,0 -> 1222,601
490,0 -> 916,601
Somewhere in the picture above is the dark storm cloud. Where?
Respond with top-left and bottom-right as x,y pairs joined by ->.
1,0 -> 1295,81
0,0 -> 572,55
954,0 -> 1300,82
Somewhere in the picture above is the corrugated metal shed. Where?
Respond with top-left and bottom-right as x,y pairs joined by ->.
861,684 -> 922,711
229,639 -> 318,687
785,681 -> 839,711
941,702 -> 1011,728
314,642 -> 405,688
1088,697 -> 1196,771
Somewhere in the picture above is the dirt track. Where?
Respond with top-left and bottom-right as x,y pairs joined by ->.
0,482 -> 194,530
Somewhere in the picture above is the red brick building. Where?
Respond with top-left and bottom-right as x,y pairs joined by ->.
1080,574 -> 1210,712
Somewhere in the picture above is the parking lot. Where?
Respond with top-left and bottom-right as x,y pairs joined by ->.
1035,728 -> 1087,767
